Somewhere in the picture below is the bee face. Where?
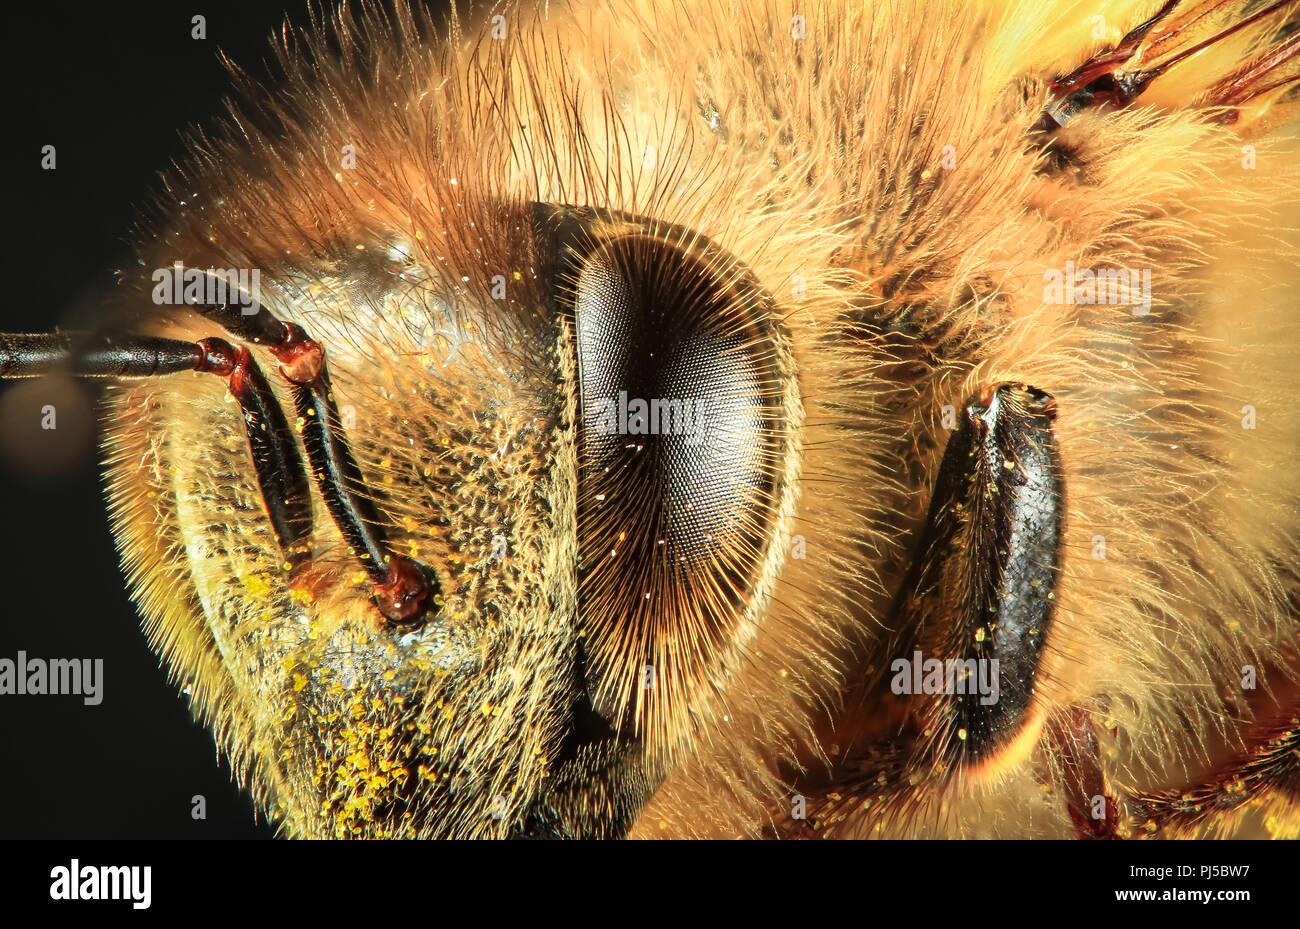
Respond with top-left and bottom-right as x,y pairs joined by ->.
103,163 -> 807,836
110,215 -> 582,837
6,0 -> 1300,840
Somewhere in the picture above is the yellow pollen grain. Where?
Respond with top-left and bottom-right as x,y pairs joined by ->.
242,573 -> 273,598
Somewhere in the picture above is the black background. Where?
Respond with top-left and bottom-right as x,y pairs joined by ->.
0,2 -> 349,839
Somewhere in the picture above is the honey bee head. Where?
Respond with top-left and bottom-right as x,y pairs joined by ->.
13,0 -> 1299,842
102,0 -> 860,838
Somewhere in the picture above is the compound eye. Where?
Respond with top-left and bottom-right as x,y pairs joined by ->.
571,231 -> 788,738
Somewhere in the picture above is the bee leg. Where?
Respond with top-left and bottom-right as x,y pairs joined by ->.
1034,0 -> 1182,131
183,291 -> 441,625
885,382 -> 1064,780
1044,706 -> 1120,839
0,332 -> 312,568
1034,0 -> 1300,133
774,383 -> 1065,838
1127,660 -> 1300,836
1203,28 -> 1300,128
1128,725 -> 1300,836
